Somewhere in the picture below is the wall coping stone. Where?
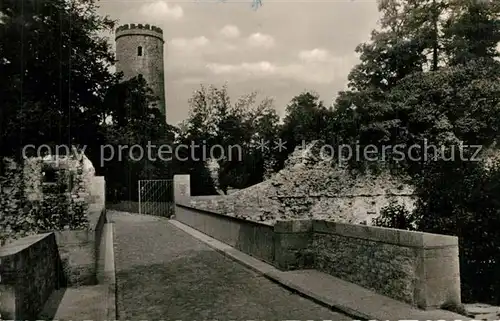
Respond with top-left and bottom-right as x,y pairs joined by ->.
274,220 -> 312,233
177,202 -> 456,248
312,220 -> 458,248
88,203 -> 106,232
0,233 -> 53,257
176,203 -> 273,227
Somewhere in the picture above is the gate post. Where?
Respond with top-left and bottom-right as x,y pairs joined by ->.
173,175 -> 191,205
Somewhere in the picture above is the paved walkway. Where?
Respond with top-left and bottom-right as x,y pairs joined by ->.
111,211 -> 351,321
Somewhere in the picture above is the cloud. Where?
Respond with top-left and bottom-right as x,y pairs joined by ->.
170,36 -> 210,50
177,77 -> 207,85
246,33 -> 275,48
206,61 -> 276,75
205,54 -> 356,84
219,25 -> 240,38
298,48 -> 332,63
139,1 -> 183,21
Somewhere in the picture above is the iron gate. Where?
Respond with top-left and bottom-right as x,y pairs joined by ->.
138,179 -> 174,217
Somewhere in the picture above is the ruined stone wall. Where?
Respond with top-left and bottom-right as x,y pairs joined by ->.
23,158 -> 43,202
189,141 -> 416,224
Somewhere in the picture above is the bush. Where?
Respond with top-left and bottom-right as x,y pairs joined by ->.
373,200 -> 416,231
0,164 -> 40,244
1,158 -> 90,245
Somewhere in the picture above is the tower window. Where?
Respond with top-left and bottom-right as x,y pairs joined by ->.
137,46 -> 143,56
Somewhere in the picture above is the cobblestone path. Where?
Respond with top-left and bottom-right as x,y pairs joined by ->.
111,211 -> 350,321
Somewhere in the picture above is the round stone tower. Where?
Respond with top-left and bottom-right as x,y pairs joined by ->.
115,23 -> 166,121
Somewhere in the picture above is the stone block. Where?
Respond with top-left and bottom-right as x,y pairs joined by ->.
311,221 -> 461,309
274,220 -> 312,233
276,232 -> 311,249
54,229 -> 93,244
415,246 -> 461,309
274,224 -> 313,270
51,203 -> 106,287
0,233 -> 63,320
421,232 -> 458,248
0,284 -> 16,320
174,175 -> 191,202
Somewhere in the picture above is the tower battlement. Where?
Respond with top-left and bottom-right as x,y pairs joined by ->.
115,23 -> 164,42
116,23 -> 163,34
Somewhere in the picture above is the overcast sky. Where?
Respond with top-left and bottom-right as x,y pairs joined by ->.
97,0 -> 381,125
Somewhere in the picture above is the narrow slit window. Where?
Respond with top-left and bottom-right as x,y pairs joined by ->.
138,46 -> 143,56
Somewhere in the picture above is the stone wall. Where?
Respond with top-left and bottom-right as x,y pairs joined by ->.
56,182 -> 106,287
190,195 -> 230,214
0,233 -> 63,320
175,194 -> 461,310
312,220 -> 460,309
187,141 -> 416,225
175,203 -> 275,264
23,157 -> 43,202
90,176 -> 105,205
33,155 -> 107,286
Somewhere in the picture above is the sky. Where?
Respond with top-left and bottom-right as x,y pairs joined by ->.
97,0 -> 381,126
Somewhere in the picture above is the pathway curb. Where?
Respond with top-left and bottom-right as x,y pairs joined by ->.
168,219 -> 369,321
103,222 -> 117,321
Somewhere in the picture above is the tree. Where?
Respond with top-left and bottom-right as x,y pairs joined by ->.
347,0 -> 429,92
442,0 -> 500,65
180,85 -> 280,193
101,75 -> 175,201
278,92 -> 333,168
0,0 -> 118,163
334,0 -> 500,305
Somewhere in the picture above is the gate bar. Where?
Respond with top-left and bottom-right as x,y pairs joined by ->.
138,180 -> 141,215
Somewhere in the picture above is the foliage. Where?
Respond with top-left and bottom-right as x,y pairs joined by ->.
335,0 -> 500,305
409,157 -> 500,304
101,75 -> 176,201
0,0 -> 176,232
39,195 -> 88,230
0,155 -> 92,245
2,0 -> 500,307
180,84 -> 280,194
0,0 -> 118,162
372,200 -> 416,230
0,162 -> 39,245
277,92 -> 334,168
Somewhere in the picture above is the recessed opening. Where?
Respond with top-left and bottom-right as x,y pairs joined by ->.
137,46 -> 143,56
42,168 -> 58,183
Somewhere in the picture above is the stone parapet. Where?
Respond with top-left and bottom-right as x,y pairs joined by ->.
175,204 -> 275,264
175,196 -> 460,310
54,202 -> 106,286
0,233 -> 64,320
311,220 -> 460,309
